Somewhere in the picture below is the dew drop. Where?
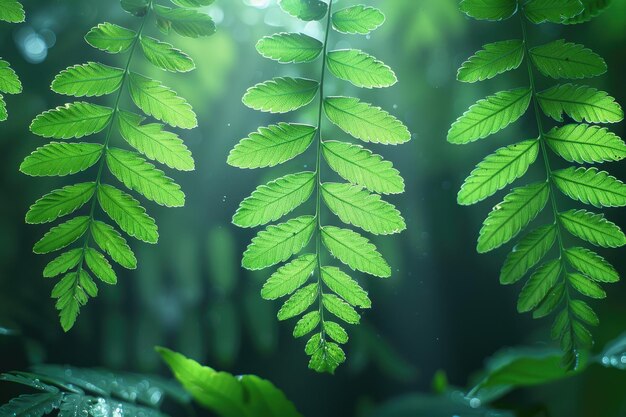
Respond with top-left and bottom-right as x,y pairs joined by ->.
469,397 -> 481,408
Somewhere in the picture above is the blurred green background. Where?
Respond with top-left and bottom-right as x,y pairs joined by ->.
1,0 -> 625,416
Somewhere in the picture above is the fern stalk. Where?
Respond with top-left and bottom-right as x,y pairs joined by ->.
313,0 -> 334,352
75,1 -> 153,286
519,4 -> 579,368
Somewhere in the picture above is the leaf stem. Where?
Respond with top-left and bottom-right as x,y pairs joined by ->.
314,0 -> 334,343
74,3 -> 152,280
519,5 -> 577,364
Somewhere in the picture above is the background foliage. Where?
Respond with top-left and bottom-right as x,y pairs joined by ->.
1,0 -> 625,416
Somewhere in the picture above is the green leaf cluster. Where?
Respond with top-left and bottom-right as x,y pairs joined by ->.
229,0 -> 409,373
0,364 -> 189,417
451,0 -> 625,369
0,0 -> 24,121
20,0 -> 215,331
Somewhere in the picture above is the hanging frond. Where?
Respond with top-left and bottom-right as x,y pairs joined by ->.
450,0 -> 625,370
229,0 -> 410,373
21,0 -> 216,331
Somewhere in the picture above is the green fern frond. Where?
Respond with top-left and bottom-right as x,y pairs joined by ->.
21,0 -> 216,331
451,0 -> 625,370
229,0 -> 410,373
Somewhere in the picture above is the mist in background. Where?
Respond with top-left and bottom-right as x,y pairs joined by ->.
1,1 -> 625,416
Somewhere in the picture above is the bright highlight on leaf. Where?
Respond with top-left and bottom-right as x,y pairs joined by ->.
0,32 -> 23,121
158,347 -> 303,417
139,36 -> 195,73
30,102 -> 114,139
128,72 -> 197,129
228,123 -> 316,169
523,0 -> 584,24
477,182 -> 550,253
233,172 -> 316,228
51,63 -> 125,97
530,40 -> 606,80
321,183 -> 406,235
322,140 -> 404,195
544,124 -> 626,164
0,363 -> 212,417
26,183 -> 96,224
458,139 -> 539,205
21,0 -> 215,331
457,40 -> 524,83
326,49 -> 397,89
448,88 -> 532,144
451,0 -> 624,370
324,97 -> 411,145
0,56 -> 23,120
564,0 -> 613,24
459,0 -> 518,21
321,226 -> 391,278
537,84 -> 623,123
231,1 -> 409,373
154,5 -> 216,38
332,5 -> 384,35
279,0 -> 328,21
553,167 -> 626,208
85,23 -> 136,54
243,77 -> 319,114
0,0 -> 25,23
256,32 -> 323,64
20,143 -> 104,177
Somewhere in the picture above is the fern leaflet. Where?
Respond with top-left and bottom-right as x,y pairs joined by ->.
20,0 -> 216,331
450,0 -> 625,369
0,0 -> 24,121
229,0 -> 410,373
158,347 -> 303,417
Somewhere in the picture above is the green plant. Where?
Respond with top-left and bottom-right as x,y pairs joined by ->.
450,0 -> 625,369
158,347 -> 302,417
19,0 -> 216,331
0,0 -> 24,121
228,0 -> 410,373
466,332 -> 626,406
0,364 -> 189,417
